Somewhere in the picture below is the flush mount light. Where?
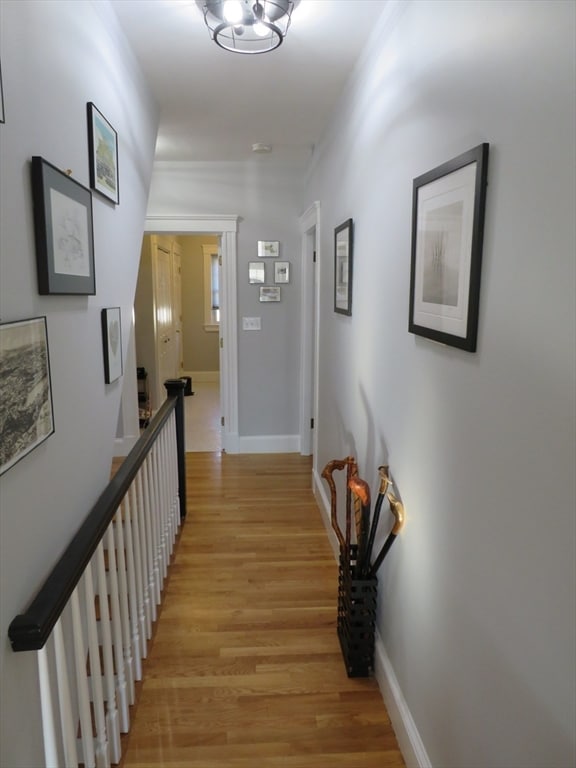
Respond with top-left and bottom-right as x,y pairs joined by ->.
252,143 -> 272,153
197,0 -> 297,54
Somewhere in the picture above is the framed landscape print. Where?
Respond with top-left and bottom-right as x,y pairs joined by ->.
259,286 -> 281,302
0,317 -> 55,475
31,156 -> 96,295
334,219 -> 353,315
101,307 -> 123,383
409,143 -> 489,352
257,240 -> 279,258
87,102 -> 119,204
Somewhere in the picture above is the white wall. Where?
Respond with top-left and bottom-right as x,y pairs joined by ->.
148,154 -> 306,439
306,1 -> 575,766
0,2 -> 158,764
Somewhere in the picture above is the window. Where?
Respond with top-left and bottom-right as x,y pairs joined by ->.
203,245 -> 220,331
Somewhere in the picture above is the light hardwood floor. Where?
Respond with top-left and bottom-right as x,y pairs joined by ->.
119,452 -> 405,768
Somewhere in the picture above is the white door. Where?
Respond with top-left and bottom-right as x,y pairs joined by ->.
156,242 -> 175,404
172,242 -> 183,378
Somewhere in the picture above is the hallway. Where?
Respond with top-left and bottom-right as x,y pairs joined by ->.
118,452 -> 405,767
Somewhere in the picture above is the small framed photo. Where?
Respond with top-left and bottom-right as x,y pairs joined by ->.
101,307 -> 123,383
31,156 -> 96,295
409,143 -> 489,352
0,317 -> 55,476
259,286 -> 281,302
87,102 -> 119,204
257,240 -> 279,258
334,219 -> 353,315
274,261 -> 290,284
248,261 -> 266,284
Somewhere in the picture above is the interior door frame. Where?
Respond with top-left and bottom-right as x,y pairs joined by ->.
299,201 -> 321,467
145,215 -> 240,453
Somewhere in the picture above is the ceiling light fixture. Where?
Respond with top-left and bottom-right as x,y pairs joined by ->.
197,0 -> 297,54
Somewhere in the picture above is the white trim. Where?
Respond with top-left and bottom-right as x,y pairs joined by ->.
374,634 -> 433,768
237,434 -> 300,454
313,465 -> 430,768
146,215 -> 238,233
299,201 -> 321,461
144,215 -> 239,455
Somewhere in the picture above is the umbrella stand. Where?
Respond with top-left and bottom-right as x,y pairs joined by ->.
322,458 -> 405,678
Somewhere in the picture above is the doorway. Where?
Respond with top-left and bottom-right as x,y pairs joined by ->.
143,215 -> 239,453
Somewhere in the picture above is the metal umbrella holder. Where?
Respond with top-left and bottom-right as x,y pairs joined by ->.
322,459 -> 404,677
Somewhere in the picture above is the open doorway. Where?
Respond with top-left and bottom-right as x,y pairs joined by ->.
142,215 -> 239,454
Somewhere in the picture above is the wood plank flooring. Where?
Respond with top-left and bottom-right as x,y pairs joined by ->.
118,452 -> 405,768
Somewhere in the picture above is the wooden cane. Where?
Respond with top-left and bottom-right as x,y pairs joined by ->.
362,466 -> 390,576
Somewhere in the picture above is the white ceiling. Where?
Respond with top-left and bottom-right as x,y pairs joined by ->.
110,0 -> 387,163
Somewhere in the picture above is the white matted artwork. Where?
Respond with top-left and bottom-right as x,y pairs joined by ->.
274,261 -> 290,283
259,286 -> 281,302
249,261 -> 266,283
257,240 -> 279,258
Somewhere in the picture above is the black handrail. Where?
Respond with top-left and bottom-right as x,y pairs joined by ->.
8,379 -> 186,653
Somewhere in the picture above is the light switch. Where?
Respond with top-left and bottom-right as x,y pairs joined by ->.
242,316 -> 261,331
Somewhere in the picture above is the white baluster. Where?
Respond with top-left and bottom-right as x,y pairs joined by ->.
154,437 -> 168,583
136,467 -> 153,640
132,475 -> 148,657
37,641 -> 60,767
95,542 -> 120,758
123,486 -> 143,680
114,505 -> 135,704
105,525 -> 129,733
83,567 -> 111,768
53,618 -> 78,767
143,457 -> 160,614
70,587 -> 96,768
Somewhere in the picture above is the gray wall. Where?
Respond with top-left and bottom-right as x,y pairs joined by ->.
148,155 -> 306,437
306,1 -> 575,767
0,2 -> 158,764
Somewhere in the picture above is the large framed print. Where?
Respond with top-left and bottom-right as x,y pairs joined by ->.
334,218 -> 353,316
0,317 -> 55,476
409,143 -> 489,352
87,102 -> 119,204
31,156 -> 96,295
101,307 -> 123,383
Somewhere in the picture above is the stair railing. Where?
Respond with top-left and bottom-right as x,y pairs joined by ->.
8,378 -> 187,768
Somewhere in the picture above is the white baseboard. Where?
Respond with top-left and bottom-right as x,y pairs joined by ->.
312,466 -> 430,768
237,434 -> 300,453
374,634 -> 432,768
184,370 -> 220,383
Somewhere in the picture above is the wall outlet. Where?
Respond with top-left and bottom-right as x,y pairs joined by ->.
242,316 -> 261,331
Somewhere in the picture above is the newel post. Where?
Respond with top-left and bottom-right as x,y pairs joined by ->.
164,379 -> 187,520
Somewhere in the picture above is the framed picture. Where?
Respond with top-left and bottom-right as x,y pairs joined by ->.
0,58 -> 5,124
257,240 -> 279,258
0,317 -> 55,476
31,156 -> 96,295
248,261 -> 266,284
87,102 -> 119,204
101,307 -> 123,383
259,286 -> 281,302
274,261 -> 290,284
334,219 -> 353,315
409,143 -> 489,352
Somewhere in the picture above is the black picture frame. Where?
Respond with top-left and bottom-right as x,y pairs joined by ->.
0,317 -> 55,476
87,102 -> 120,204
408,143 -> 489,352
101,307 -> 123,383
31,156 -> 96,295
334,218 -> 353,316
